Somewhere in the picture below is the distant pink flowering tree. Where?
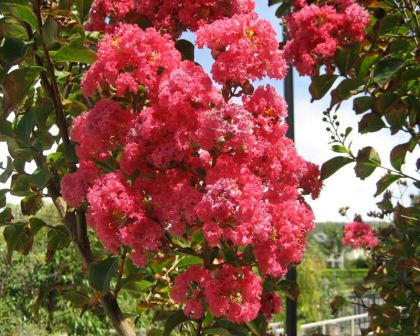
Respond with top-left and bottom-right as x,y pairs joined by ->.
343,221 -> 378,249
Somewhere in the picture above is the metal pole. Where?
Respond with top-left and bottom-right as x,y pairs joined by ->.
284,63 -> 297,336
285,66 -> 295,141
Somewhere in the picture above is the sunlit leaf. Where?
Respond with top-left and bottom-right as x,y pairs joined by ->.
88,257 -> 119,295
309,74 -> 338,101
53,40 -> 97,64
321,156 -> 353,180
354,146 -> 381,180
1,66 -> 44,113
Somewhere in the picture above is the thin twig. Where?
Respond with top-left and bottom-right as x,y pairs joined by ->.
32,0 -> 72,148
114,248 -> 128,296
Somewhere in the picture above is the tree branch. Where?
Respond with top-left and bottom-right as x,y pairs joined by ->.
32,0 -> 71,148
26,3 -> 136,335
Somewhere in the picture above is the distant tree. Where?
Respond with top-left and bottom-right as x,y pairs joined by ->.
315,222 -> 344,260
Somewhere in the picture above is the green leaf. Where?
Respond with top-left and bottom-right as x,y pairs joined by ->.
175,39 -> 195,62
212,320 -> 249,336
279,279 -> 300,301
14,111 -> 35,144
163,310 -> 189,336
353,285 -> 368,298
331,78 -> 364,105
46,226 -> 70,261
120,277 -> 154,294
375,91 -> 397,115
88,257 -> 119,295
309,74 -> 338,101
21,193 -> 43,216
390,142 -> 409,171
321,156 -> 354,180
192,230 -> 204,245
383,99 -> 406,134
1,66 -> 44,113
245,322 -> 261,336
3,222 -> 33,263
0,37 -> 30,67
62,290 -> 91,307
263,280 -> 282,293
203,328 -> 231,336
377,14 -> 402,35
275,0 -> 294,18
53,40 -> 97,64
28,217 -> 46,236
0,156 -> 13,183
334,43 -> 360,75
10,173 -> 31,196
374,173 -> 400,197
353,96 -> 373,115
343,126 -> 353,140
63,99 -> 87,117
357,53 -> 379,78
32,131 -> 55,151
94,156 -> 118,173
354,146 -> 381,180
177,255 -> 202,268
331,145 -> 348,154
358,113 -> 386,133
30,164 -> 50,188
0,3 -> 37,28
373,57 -> 406,85
376,190 -> 393,212
75,0 -> 94,21
0,189 -> 9,208
41,15 -> 59,46
0,20 -> 28,39
0,120 -> 14,142
0,207 -> 13,223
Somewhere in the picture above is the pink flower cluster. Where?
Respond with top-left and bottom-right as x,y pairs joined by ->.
261,292 -> 282,320
82,25 -> 181,98
343,221 -> 378,249
284,0 -> 369,76
171,265 -> 262,323
87,0 -> 255,36
196,13 -> 287,84
61,1 -> 324,324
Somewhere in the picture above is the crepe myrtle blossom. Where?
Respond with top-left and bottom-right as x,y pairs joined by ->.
82,24 -> 181,98
284,0 -> 369,76
343,221 -> 378,249
87,0 -> 255,36
205,265 -> 262,323
61,1 -> 326,324
171,265 -> 210,319
260,292 -> 282,320
196,13 -> 288,84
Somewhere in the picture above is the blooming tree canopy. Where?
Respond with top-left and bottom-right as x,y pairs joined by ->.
3,0 -> 417,335
61,0 -> 324,323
